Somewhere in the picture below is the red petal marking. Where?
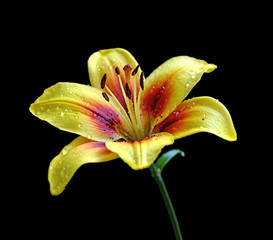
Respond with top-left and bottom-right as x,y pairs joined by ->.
105,70 -> 127,110
141,79 -> 171,119
84,99 -> 122,139
153,101 -> 193,134
82,141 -> 114,156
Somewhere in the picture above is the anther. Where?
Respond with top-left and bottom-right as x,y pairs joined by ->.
140,71 -> 144,90
131,65 -> 140,76
115,66 -> 120,75
125,83 -> 132,99
100,73 -> 107,89
102,92 -> 109,101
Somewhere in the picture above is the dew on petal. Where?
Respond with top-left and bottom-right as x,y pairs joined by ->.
87,135 -> 92,139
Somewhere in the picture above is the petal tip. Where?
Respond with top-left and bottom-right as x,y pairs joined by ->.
48,173 -> 64,196
50,187 -> 62,196
227,131 -> 237,142
29,103 -> 41,118
29,104 -> 34,114
205,64 -> 217,73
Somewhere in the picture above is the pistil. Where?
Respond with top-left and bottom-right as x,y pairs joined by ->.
115,67 -> 141,139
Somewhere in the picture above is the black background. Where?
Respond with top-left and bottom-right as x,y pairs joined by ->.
7,3 -> 261,240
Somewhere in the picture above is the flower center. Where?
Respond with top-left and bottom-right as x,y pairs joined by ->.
101,65 -> 145,141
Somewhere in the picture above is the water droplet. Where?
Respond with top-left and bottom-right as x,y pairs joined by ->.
47,105 -> 52,112
189,71 -> 196,79
36,107 -> 44,115
87,135 -> 92,139
78,123 -> 82,128
60,111 -> 65,117
62,148 -> 69,155
185,80 -> 192,88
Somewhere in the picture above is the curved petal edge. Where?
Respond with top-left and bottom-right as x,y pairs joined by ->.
154,97 -> 237,142
48,137 -> 118,195
105,132 -> 174,170
140,56 -> 217,132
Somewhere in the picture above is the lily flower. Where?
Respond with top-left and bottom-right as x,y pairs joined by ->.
30,48 -> 236,195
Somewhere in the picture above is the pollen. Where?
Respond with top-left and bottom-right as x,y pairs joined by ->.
131,65 -> 140,76
140,71 -> 144,90
102,92 -> 109,101
100,73 -> 107,89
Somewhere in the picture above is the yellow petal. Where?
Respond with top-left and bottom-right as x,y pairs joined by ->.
105,132 -> 174,170
141,56 -> 217,132
154,97 -> 237,141
29,82 -> 125,142
48,137 -> 118,195
88,48 -> 140,109
88,48 -> 139,88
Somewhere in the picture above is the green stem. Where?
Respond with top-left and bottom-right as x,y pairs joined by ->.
150,164 -> 183,240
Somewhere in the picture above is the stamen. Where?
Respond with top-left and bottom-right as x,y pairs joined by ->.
103,64 -> 145,140
102,92 -> 109,101
114,68 -> 140,139
125,83 -> 132,99
104,85 -> 136,139
140,71 -> 144,90
100,73 -> 107,89
115,66 -> 120,75
132,65 -> 140,76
